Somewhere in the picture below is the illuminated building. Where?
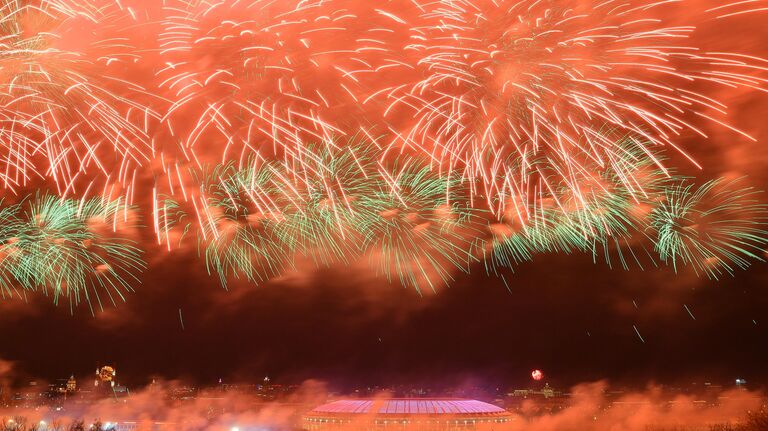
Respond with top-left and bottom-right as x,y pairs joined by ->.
66,375 -> 77,393
541,384 -> 554,398
303,399 -> 512,430
508,383 -> 560,399
95,366 -> 117,388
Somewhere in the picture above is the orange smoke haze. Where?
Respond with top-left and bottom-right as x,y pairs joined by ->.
1,378 -> 765,431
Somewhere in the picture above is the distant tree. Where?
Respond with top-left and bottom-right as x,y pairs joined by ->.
645,426 -> 693,431
89,421 -> 115,431
739,411 -> 768,431
2,417 -> 29,431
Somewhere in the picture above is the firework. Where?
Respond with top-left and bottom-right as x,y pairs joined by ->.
193,140 -> 481,290
0,202 -> 20,298
161,144 -> 768,290
0,0 -> 763,298
273,141 -> 390,265
0,0 -> 155,194
360,163 -> 479,293
377,0 -> 768,216
650,178 -> 768,279
0,194 -> 145,309
191,142 -> 484,291
196,159 -> 291,287
486,138 -> 670,272
152,0 -> 350,182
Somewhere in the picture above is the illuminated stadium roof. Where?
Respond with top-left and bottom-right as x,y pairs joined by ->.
303,399 -> 511,430
303,398 -> 512,431
309,399 -> 507,415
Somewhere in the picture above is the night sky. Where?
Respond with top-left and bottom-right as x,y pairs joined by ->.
1,250 -> 766,390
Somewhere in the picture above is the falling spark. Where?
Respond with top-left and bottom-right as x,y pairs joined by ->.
633,325 -> 646,344
683,304 -> 697,321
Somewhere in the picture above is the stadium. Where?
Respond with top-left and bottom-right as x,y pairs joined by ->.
302,398 -> 512,430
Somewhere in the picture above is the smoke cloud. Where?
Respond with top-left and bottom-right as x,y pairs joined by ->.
1,378 -> 765,431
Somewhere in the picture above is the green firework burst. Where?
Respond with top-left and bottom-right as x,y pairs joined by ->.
651,178 -> 768,279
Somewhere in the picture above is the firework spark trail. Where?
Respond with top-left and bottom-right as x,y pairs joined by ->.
0,0 -> 765,298
684,304 -> 696,320
0,194 -> 145,310
633,324 -> 646,343
147,0 -> 364,208
0,159 -> 766,303
176,141 -> 482,293
707,0 -> 768,19
196,158 -> 292,287
375,0 -> 768,218
650,177 -> 768,279
484,138 -> 669,273
360,163 -> 481,293
0,0 -> 158,196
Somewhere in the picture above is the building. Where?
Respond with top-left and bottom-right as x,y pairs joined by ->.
67,375 -> 77,393
303,398 -> 512,430
95,366 -> 117,388
504,384 -> 569,414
